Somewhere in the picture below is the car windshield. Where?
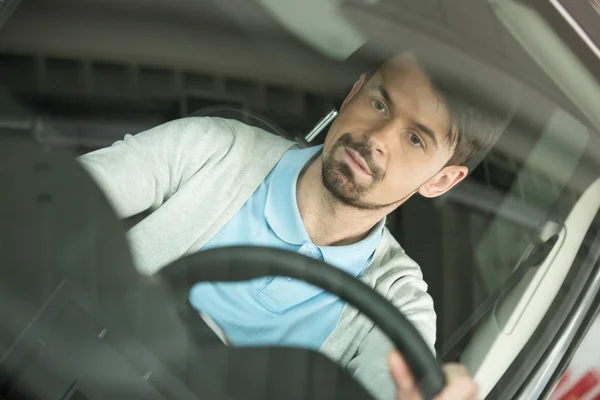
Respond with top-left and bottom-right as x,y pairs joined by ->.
1,1 -> 600,400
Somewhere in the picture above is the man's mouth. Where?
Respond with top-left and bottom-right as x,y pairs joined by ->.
343,147 -> 372,176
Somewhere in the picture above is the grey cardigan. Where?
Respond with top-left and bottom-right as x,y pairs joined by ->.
77,116 -> 437,400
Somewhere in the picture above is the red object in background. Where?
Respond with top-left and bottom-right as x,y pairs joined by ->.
557,370 -> 571,391
559,370 -> 600,400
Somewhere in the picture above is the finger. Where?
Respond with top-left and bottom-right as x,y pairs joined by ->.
388,350 -> 422,399
436,364 -> 479,400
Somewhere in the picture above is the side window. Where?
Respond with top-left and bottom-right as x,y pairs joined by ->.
473,109 -> 589,297
439,102 -> 592,397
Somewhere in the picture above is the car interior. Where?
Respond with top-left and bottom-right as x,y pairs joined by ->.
1,0 -> 600,399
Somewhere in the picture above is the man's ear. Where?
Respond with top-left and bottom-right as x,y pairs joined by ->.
418,165 -> 468,198
340,73 -> 367,111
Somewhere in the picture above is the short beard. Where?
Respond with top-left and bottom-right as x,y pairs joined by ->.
321,134 -> 386,211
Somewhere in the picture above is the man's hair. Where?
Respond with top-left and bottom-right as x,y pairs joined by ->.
353,49 -> 519,169
417,58 -> 515,167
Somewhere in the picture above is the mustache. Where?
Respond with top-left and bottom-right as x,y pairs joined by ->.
334,134 -> 383,179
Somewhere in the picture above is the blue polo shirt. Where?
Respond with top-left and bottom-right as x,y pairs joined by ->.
188,145 -> 385,350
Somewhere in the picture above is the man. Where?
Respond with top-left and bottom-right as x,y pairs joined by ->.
78,52 -> 512,400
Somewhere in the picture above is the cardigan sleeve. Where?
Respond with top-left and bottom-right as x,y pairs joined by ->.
77,117 -> 237,219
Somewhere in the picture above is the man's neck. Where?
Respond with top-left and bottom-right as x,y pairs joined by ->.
296,155 -> 388,247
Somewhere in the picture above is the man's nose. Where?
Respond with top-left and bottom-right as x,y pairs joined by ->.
365,120 -> 398,157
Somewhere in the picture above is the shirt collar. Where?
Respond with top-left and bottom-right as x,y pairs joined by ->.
264,145 -> 386,275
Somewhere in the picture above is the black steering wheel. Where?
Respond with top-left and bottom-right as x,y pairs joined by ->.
158,246 -> 445,399
0,136 -> 444,400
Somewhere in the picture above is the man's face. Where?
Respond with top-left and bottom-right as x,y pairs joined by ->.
321,53 -> 466,210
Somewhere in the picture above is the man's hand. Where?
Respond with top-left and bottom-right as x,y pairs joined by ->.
388,350 -> 479,400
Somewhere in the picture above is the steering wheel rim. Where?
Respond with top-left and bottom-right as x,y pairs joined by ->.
157,246 -> 446,400
0,137 -> 441,399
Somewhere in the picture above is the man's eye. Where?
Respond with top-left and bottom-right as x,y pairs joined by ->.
408,132 -> 424,148
371,99 -> 387,115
